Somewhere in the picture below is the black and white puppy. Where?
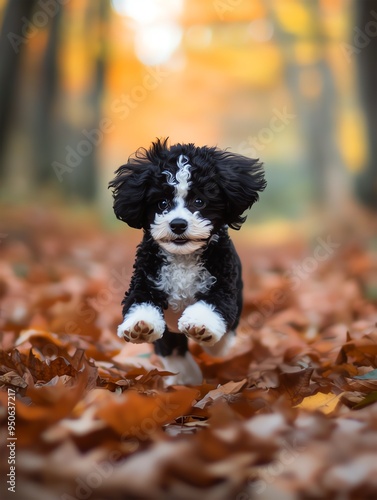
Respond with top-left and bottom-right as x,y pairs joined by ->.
109,138 -> 266,384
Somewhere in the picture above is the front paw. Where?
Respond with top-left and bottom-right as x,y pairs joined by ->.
178,301 -> 226,346
117,303 -> 165,344
119,320 -> 160,343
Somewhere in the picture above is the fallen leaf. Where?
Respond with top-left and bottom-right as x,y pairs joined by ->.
294,392 -> 342,414
95,387 -> 199,436
278,367 -> 314,404
195,380 -> 247,409
352,391 -> 377,410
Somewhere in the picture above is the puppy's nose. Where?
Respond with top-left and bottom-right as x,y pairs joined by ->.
170,218 -> 188,235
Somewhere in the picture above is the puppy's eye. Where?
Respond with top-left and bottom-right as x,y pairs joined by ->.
158,199 -> 170,211
193,198 -> 206,209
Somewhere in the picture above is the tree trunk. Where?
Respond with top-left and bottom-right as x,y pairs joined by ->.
355,1 -> 377,210
34,3 -> 63,185
62,0 -> 110,201
0,0 -> 38,175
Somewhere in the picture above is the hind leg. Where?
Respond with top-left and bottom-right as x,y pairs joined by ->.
154,330 -> 202,386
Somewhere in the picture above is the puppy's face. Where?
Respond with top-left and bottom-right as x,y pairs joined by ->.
109,139 -> 266,255
147,154 -> 219,255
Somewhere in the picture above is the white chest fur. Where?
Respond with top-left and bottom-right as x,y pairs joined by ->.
154,252 -> 216,311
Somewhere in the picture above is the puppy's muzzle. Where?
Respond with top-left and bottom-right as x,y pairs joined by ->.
169,218 -> 188,235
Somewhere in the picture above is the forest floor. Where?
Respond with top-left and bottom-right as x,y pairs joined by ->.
1,207 -> 377,500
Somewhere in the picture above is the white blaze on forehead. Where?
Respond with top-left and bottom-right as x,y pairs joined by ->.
163,154 -> 192,200
175,154 -> 191,198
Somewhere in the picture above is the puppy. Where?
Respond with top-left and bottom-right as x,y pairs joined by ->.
109,138 -> 266,384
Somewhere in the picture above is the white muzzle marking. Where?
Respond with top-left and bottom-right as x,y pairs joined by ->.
150,154 -> 213,255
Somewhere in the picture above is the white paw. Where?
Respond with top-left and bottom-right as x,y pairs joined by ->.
178,301 -> 226,346
117,303 -> 165,344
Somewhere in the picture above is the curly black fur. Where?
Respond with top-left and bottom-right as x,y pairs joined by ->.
109,138 -> 266,372
109,138 -> 266,230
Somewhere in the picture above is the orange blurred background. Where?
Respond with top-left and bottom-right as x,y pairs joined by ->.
0,0 -> 376,236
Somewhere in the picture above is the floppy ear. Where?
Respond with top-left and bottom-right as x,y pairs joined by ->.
214,150 -> 266,230
109,150 -> 162,229
108,139 -> 170,228
108,161 -> 149,228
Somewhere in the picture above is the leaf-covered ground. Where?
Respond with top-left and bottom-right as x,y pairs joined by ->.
1,208 -> 377,500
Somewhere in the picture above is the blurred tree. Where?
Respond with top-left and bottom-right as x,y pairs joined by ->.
270,0 -> 347,214
355,1 -> 377,211
0,0 -> 38,176
62,0 -> 110,201
34,2 -> 62,185
0,0 -> 110,202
